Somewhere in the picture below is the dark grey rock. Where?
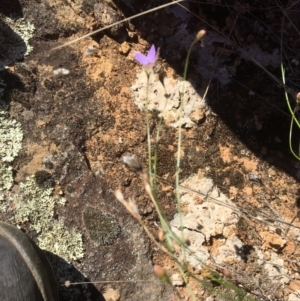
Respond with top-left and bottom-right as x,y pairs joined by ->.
94,2 -> 125,37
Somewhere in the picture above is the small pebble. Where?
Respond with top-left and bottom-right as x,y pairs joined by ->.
190,108 -> 206,124
119,41 -> 131,55
171,273 -> 184,286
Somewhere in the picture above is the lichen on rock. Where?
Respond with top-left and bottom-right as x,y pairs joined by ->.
83,206 -> 121,246
0,164 -> 13,191
0,108 -> 23,195
38,220 -> 84,262
14,176 -> 84,262
0,17 -> 35,70
0,109 -> 23,163
14,176 -> 57,232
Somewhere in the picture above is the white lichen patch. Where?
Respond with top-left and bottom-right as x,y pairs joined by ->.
0,164 -> 14,191
170,175 -> 241,269
38,221 -> 84,262
0,84 -> 83,262
14,176 -> 84,262
131,71 -> 207,128
14,176 -> 58,231
0,109 -> 23,199
0,17 -> 35,70
0,192 -> 6,212
0,110 -> 23,162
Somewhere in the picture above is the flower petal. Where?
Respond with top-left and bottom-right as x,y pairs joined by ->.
147,45 -> 156,63
135,52 -> 149,65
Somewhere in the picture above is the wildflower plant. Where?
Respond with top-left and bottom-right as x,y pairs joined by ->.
135,45 -> 159,74
134,45 -> 161,186
44,0 -> 300,299
116,30 -> 257,301
281,65 -> 300,160
276,3 -> 300,161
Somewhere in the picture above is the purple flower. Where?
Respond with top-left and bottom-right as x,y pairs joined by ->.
135,45 -> 158,71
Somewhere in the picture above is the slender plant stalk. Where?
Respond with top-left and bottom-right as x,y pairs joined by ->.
175,262 -> 197,301
279,12 -> 300,160
288,103 -> 300,160
175,37 -> 199,262
145,73 -> 153,179
152,113 -> 164,197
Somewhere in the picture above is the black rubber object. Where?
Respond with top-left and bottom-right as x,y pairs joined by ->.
0,221 -> 59,301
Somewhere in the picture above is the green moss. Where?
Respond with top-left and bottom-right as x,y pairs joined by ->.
83,206 -> 121,246
14,176 -> 84,262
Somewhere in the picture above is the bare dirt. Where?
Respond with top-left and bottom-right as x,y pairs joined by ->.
1,1 -> 300,301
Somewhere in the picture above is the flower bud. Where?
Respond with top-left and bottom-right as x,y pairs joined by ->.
172,240 -> 181,253
128,199 -> 141,219
153,265 -> 170,283
196,30 -> 206,41
296,92 -> 300,103
64,280 -> 72,288
158,229 -> 165,241
115,189 -> 125,202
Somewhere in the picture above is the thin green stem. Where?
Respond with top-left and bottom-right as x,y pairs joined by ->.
288,105 -> 300,160
281,66 -> 300,128
175,262 -> 197,301
145,72 -> 152,180
279,13 -> 300,160
152,115 -> 163,198
175,38 -> 198,261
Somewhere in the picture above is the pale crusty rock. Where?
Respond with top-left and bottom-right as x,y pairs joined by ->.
255,247 -> 289,284
288,291 -> 300,301
131,72 -> 207,128
170,175 -> 241,269
171,273 -> 184,286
